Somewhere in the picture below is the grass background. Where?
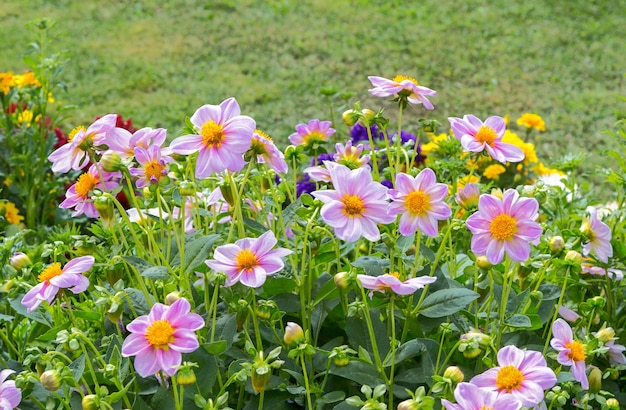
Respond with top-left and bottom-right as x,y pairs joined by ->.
1,0 -> 625,182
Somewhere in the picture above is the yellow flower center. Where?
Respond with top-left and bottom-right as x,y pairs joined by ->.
393,75 -> 419,86
255,129 -> 272,141
495,365 -> 524,392
565,340 -> 586,362
341,194 -> 365,217
480,407 -> 494,410
145,319 -> 175,348
38,263 -> 63,283
475,125 -> 498,145
144,160 -> 165,181
489,214 -> 517,240
75,172 -> 98,198
200,120 -> 225,147
405,191 -> 430,215
236,249 -> 259,272
303,131 -> 327,145
389,271 -> 400,279
68,126 -> 86,143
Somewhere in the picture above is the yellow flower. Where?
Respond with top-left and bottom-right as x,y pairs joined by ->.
3,202 -> 24,225
421,133 -> 449,156
47,92 -> 55,103
0,72 -> 16,94
502,131 -> 538,164
17,110 -> 34,126
503,114 -> 510,126
14,71 -> 41,88
532,162 -> 564,176
517,113 -> 546,132
483,164 -> 506,179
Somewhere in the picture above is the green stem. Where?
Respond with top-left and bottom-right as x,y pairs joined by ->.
543,266 -> 571,355
388,297 -> 396,410
359,286 -> 387,383
300,354 -> 314,410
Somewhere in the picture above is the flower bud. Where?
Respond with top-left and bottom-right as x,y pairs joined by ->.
443,366 -> 464,384
99,150 -> 123,172
178,181 -> 197,196
549,236 -> 565,253
333,271 -> 350,290
333,352 -> 350,367
361,109 -> 376,124
565,250 -> 582,264
462,346 -> 482,359
397,399 -> 419,410
10,252 -> 31,269
588,366 -> 602,393
342,109 -> 358,126
606,398 -> 620,410
595,326 -> 615,343
165,291 -> 180,306
176,367 -> 197,386
284,322 -> 305,347
82,394 -> 99,410
219,183 -> 235,207
476,256 -> 492,270
251,369 -> 270,394
39,370 -> 60,391
93,195 -> 115,228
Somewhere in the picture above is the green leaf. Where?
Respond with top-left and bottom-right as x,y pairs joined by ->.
538,283 -> 561,300
329,361 -> 383,386
383,339 -> 425,367
123,256 -> 152,272
352,256 -> 390,277
141,266 -> 170,280
418,288 -> 479,318
36,322 -> 70,342
69,354 -> 85,381
0,314 -> 14,322
505,314 -> 532,328
73,310 -> 102,321
171,234 -> 219,273
9,297 -> 52,326
202,340 -> 227,355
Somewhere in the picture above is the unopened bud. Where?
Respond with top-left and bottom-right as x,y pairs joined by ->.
361,109 -> 376,124
476,256 -> 492,270
443,366 -> 464,384
588,366 -> 602,393
99,150 -> 123,172
10,252 -> 31,269
219,184 -> 235,207
397,399 -> 419,410
283,322 -> 305,347
334,271 -> 350,290
93,195 -> 115,228
342,109 -> 358,126
462,346 -> 482,359
40,370 -> 60,391
565,250 -> 582,264
549,236 -> 565,253
179,181 -> 197,196
176,367 -> 196,386
606,398 -> 620,410
595,326 -> 615,343
251,369 -> 270,394
165,292 -> 180,306
82,394 -> 98,410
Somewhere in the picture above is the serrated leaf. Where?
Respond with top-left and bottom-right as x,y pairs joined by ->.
418,288 -> 479,318
170,235 -> 219,273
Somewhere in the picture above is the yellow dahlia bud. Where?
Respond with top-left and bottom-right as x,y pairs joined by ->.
82,394 -> 99,410
342,109 -> 358,126
10,252 -> 31,270
595,326 -> 615,343
176,366 -> 197,386
476,256 -> 492,270
93,195 -> 115,228
333,271 -> 350,290
251,369 -> 270,394
397,399 -> 419,410
100,150 -> 123,172
462,346 -> 482,359
565,250 -> 582,264
361,109 -> 376,124
284,322 -> 305,347
178,181 -> 197,196
588,366 -> 602,393
40,370 -> 61,391
165,291 -> 180,306
549,235 -> 565,253
606,398 -> 620,410
443,366 -> 464,384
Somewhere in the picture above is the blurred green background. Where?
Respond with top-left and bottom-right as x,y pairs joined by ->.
2,0 -> 625,177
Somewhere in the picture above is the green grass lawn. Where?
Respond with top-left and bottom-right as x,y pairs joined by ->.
2,0 -> 625,182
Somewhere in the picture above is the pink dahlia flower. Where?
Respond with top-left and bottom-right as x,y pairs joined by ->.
470,345 -> 557,408
448,115 -> 524,164
580,206 -> 612,263
550,318 -> 588,389
334,140 -> 370,170
304,161 -> 341,183
59,164 -> 120,218
442,382 -> 521,410
581,263 -> 623,280
455,183 -> 480,210
170,97 -> 255,178
368,75 -> 436,109
0,369 -> 21,410
21,256 -> 93,312
107,127 -> 169,158
466,189 -> 542,264
206,231 -> 292,288
130,145 -> 173,188
388,169 -> 451,237
250,129 -> 288,173
312,164 -> 395,242
48,114 -> 117,173
357,273 -> 436,298
121,298 -> 204,377
288,119 -> 335,146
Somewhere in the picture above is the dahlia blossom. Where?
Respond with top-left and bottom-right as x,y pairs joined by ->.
466,189 -> 542,264
470,345 -> 557,408
388,169 -> 451,237
0,369 -> 21,410
448,115 -> 524,164
59,164 -> 120,218
130,145 -> 173,188
312,164 -> 395,242
550,318 -> 589,389
334,140 -> 370,169
455,183 -> 480,210
442,382 -> 521,410
249,129 -> 288,173
288,119 -> 335,146
170,97 -> 255,178
106,127 -> 169,158
121,298 -> 204,377
368,75 -> 436,109
580,206 -> 613,263
48,114 -> 117,173
206,231 -> 292,288
357,273 -> 436,298
21,256 -> 94,312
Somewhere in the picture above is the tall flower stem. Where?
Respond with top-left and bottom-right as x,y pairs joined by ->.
495,258 -> 514,349
359,286 -> 387,384
364,121 -> 380,181
300,354 -> 314,410
543,266 -> 571,354
388,297 -> 397,410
